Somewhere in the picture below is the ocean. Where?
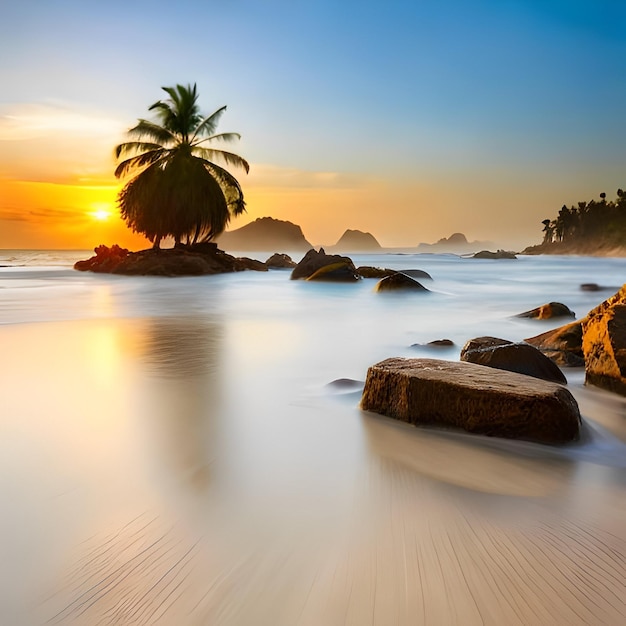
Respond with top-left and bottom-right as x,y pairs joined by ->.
1,249 -> 625,625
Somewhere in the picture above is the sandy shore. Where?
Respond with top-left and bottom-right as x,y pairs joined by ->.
0,318 -> 624,625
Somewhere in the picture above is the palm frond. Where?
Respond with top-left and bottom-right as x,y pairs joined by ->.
202,161 -> 247,215
190,106 -> 227,141
114,141 -> 164,160
114,149 -> 167,179
194,132 -> 241,145
193,147 -> 250,173
125,119 -> 177,146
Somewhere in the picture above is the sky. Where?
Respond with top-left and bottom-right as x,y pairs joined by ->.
1,0 -> 626,250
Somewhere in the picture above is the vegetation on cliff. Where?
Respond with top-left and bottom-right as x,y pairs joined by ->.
524,190 -> 626,254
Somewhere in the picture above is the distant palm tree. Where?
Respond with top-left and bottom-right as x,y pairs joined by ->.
114,83 -> 249,248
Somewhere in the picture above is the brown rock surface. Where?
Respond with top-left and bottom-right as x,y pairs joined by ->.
360,358 -> 580,443
516,302 -> 576,320
374,273 -> 429,292
582,285 -> 626,394
524,321 -> 584,367
74,244 -> 267,276
460,340 -> 567,384
306,262 -> 360,282
265,253 -> 296,268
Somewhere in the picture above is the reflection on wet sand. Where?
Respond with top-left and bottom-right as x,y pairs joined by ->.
136,316 -> 224,492
1,317 -> 625,625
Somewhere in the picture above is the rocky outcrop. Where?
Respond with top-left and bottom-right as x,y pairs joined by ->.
331,229 -> 381,252
74,244 -> 267,276
460,337 -> 567,384
306,262 -> 360,282
374,273 -> 429,292
582,285 -> 626,394
265,253 -> 296,268
290,248 -> 357,280
516,302 -> 576,320
216,217 -> 312,252
472,250 -> 517,260
524,321 -> 584,367
360,358 -> 581,443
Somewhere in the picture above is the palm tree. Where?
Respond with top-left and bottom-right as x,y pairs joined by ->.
114,83 -> 249,248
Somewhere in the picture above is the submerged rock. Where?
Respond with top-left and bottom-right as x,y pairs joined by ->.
472,250 -> 517,259
361,358 -> 581,443
290,248 -> 357,280
374,273 -> 429,292
265,253 -> 296,268
460,339 -> 567,384
74,244 -> 267,276
516,302 -> 576,320
356,266 -> 397,279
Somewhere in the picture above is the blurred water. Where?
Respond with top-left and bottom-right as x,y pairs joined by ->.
0,252 -> 625,625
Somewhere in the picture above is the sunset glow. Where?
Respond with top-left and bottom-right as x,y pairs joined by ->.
2,1 -> 626,250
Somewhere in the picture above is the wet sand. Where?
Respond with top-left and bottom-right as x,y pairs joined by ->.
1,316 -> 625,625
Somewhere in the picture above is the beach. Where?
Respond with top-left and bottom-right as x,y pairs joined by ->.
1,251 -> 625,625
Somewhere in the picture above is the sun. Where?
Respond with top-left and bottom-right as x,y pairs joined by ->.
90,202 -> 113,221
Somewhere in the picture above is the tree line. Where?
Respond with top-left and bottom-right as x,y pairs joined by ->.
541,190 -> 626,247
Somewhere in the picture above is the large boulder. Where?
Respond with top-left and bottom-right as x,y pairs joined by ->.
524,321 -> 584,367
374,273 -> 429,292
306,262 -> 360,282
516,302 -> 576,320
290,248 -> 357,280
460,338 -> 567,384
360,358 -> 581,444
582,285 -> 626,395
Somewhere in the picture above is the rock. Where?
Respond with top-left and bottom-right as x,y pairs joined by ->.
74,244 -> 130,272
357,266 -> 397,279
74,244 -> 268,276
265,253 -> 296,268
427,339 -> 455,347
516,302 -> 575,320
582,285 -> 626,395
524,322 -> 584,367
401,269 -> 433,280
306,262 -> 360,282
356,267 -> 432,280
360,358 -> 581,444
460,336 -> 512,355
290,248 -> 357,280
460,339 -> 567,384
472,250 -> 517,259
374,273 -> 429,292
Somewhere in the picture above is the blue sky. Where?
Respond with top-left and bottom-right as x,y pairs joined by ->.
2,0 -> 626,248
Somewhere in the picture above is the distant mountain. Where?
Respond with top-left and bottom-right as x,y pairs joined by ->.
330,229 -> 382,252
216,217 -> 313,252
417,232 -> 495,253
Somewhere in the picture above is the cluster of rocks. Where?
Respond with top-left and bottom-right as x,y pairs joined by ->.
361,285 -> 626,444
74,244 -> 268,276
289,248 -> 432,291
525,285 -> 626,395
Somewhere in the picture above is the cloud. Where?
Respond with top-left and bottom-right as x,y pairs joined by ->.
0,102 -> 125,141
246,163 -> 380,190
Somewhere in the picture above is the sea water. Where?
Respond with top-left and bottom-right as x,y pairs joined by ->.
0,251 -> 625,625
